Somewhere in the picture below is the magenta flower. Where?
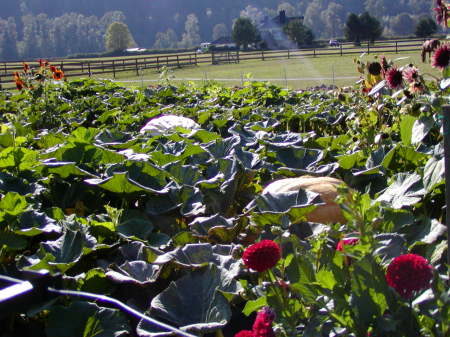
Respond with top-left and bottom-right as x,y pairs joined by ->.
402,66 -> 419,83
385,67 -> 403,89
432,44 -> 450,70
434,0 -> 449,28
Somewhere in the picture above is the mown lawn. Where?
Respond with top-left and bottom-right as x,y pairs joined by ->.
94,50 -> 441,90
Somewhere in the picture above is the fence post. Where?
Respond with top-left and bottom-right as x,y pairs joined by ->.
313,49 -> 316,57
367,42 -> 370,54
135,59 -> 139,76
395,41 -> 398,54
157,56 -> 160,69
88,62 -> 91,77
262,50 -> 265,61
211,51 -> 214,65
195,52 -> 198,65
123,59 -> 125,70
81,62 -> 84,73
340,44 -> 343,56
112,60 -> 116,79
442,105 -> 450,267
287,49 -> 290,59
237,50 -> 240,63
60,61 -> 64,70
177,55 -> 180,67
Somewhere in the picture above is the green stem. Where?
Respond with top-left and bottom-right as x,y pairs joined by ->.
266,269 -> 290,322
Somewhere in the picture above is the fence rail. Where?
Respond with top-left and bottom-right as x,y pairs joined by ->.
0,39 -> 425,86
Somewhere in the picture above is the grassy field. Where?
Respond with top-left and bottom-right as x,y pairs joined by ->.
1,48 -> 442,90
94,50 -> 441,90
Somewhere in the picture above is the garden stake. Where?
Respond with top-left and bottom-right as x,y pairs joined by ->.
443,104 -> 450,270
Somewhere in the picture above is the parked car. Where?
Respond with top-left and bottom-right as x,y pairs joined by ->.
197,42 -> 212,53
329,39 -> 340,47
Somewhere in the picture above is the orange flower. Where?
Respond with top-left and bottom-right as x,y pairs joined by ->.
13,71 -> 21,82
23,62 -> 29,72
52,69 -> 64,80
15,80 -> 24,90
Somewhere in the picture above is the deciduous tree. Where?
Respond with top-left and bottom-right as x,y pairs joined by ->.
212,23 -> 228,41
178,13 -> 201,49
232,17 -> 259,49
105,21 -> 135,52
283,19 -> 314,47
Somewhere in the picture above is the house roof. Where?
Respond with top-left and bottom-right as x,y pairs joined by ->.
211,36 -> 235,45
259,10 -> 304,29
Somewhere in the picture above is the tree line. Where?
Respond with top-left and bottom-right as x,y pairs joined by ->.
0,0 -> 438,60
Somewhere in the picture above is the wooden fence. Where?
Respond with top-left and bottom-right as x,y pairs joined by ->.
0,38 -> 425,87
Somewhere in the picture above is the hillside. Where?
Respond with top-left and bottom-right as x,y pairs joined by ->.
0,0 -> 435,60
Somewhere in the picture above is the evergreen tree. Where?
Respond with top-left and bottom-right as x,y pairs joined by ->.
344,13 -> 362,45
345,12 -> 382,44
359,12 -> 382,42
415,17 -> 438,37
105,21 -> 135,52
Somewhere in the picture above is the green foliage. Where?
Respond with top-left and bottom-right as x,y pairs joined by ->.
105,21 -> 135,52
0,54 -> 449,336
283,19 -> 314,47
232,17 -> 260,49
415,17 -> 438,38
345,12 -> 383,44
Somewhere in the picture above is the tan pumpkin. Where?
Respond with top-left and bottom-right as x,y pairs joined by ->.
262,175 -> 347,224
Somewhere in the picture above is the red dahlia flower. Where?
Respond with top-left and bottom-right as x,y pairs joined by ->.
234,307 -> 276,337
242,240 -> 281,272
50,65 -> 57,73
386,254 -> 433,299
432,44 -> 450,70
252,307 -> 276,337
23,62 -> 29,72
336,238 -> 359,251
385,67 -> 403,89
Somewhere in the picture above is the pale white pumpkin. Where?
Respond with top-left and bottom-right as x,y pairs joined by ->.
262,175 -> 347,224
140,115 -> 200,136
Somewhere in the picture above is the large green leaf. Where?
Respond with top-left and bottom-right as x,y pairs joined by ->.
423,155 -> 445,193
117,209 -> 154,240
14,211 -> 61,236
376,172 -> 425,209
139,264 -> 235,335
249,189 -> 322,226
399,115 -> 417,146
19,221 -> 107,273
85,172 -> 169,194
106,261 -> 160,285
411,116 -> 434,145
46,301 -> 129,337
